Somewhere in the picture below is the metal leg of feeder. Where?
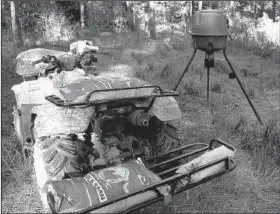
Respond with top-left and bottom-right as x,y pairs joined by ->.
207,67 -> 210,101
174,49 -> 197,91
223,49 -> 263,125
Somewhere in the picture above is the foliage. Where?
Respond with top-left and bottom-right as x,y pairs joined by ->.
2,1 -> 280,213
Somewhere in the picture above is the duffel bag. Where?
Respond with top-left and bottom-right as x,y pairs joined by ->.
44,159 -> 169,213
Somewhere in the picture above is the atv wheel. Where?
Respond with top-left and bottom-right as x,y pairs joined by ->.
149,116 -> 180,155
128,116 -> 181,158
33,135 -> 91,212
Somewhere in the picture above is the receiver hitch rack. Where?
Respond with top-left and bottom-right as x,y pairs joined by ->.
70,139 -> 236,214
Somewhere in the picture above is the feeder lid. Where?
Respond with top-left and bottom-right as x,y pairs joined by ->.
191,9 -> 229,36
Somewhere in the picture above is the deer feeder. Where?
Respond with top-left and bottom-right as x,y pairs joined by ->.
191,10 -> 228,52
174,9 -> 263,125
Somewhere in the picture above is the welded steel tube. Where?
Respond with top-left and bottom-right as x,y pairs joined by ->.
223,49 -> 263,125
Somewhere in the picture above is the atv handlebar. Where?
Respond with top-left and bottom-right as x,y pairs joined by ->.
30,49 -> 108,77
31,55 -> 59,76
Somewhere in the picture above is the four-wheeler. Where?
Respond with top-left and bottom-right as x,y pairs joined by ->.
11,40 -> 236,213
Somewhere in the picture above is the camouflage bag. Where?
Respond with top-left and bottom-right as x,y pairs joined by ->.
44,159 -> 169,213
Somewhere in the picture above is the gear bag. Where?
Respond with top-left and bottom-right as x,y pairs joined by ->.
59,76 -> 155,103
44,159 -> 169,213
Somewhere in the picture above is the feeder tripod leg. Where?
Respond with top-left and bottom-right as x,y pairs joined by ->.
223,49 -> 263,125
207,67 -> 210,101
174,49 -> 197,91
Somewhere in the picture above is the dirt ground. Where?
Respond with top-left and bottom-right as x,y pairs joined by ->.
1,35 -> 280,213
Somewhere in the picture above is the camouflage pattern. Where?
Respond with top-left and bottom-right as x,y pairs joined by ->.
11,78 -> 55,109
15,48 -> 68,76
44,159 -> 166,213
31,102 -> 95,140
59,76 -> 154,103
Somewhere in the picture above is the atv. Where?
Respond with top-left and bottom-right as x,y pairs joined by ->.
12,40 -> 236,213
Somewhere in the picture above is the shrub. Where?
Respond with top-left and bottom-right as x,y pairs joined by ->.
247,87 -> 255,99
240,67 -> 259,78
211,82 -> 222,93
214,59 -> 229,74
240,119 -> 280,166
184,80 -> 200,96
240,68 -> 249,77
160,63 -> 172,78
228,12 -> 279,58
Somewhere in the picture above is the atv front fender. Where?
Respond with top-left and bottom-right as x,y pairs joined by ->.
150,96 -> 182,122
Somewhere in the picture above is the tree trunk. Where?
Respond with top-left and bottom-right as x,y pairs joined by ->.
184,1 -> 190,32
259,1 -> 265,18
80,1 -> 85,28
145,1 -> 156,40
191,1 -> 195,15
10,1 -> 23,47
163,2 -> 166,27
87,1 -> 94,32
126,1 -> 135,31
198,1 -> 203,10
254,2 -> 257,19
272,0 -> 276,22
208,1 -> 212,8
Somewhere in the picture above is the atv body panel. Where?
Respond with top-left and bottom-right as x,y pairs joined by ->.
13,104 -> 39,144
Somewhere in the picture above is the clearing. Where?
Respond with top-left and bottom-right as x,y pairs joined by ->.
1,33 -> 280,213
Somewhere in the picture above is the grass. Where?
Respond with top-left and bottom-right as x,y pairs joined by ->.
183,79 -> 201,97
211,81 -> 223,94
1,136 -> 43,213
240,67 -> 260,78
2,29 -> 280,213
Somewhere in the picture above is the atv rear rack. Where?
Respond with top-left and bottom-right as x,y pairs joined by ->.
45,85 -> 179,107
74,139 -> 236,214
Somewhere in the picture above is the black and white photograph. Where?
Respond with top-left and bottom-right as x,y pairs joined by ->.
1,0 -> 280,213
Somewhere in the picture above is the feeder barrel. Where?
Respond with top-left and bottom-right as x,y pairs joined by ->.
190,10 -> 229,52
191,10 -> 228,36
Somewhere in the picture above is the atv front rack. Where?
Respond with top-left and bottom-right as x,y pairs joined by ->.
77,139 -> 236,214
45,85 -> 179,108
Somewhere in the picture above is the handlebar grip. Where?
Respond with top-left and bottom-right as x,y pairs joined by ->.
32,58 -> 44,65
45,65 -> 57,75
32,55 -> 51,65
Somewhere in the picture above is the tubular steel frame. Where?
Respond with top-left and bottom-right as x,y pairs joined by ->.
45,85 -> 179,109
48,139 -> 236,214
173,46 -> 263,125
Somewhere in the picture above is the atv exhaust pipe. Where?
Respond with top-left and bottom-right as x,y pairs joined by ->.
127,110 -> 150,127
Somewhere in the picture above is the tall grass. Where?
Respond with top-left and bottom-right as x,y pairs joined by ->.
2,14 -> 280,213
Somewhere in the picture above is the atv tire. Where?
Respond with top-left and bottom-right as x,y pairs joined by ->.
149,116 -> 180,155
128,116 -> 180,157
33,135 -> 91,212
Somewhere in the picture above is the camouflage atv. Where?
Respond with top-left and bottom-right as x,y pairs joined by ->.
12,41 -> 236,213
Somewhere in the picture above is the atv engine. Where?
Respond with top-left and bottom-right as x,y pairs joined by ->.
87,103 -> 154,170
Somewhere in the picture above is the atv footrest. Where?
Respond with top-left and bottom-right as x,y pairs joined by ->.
78,139 -> 236,214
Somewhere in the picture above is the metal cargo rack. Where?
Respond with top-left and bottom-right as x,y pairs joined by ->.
45,85 -> 179,109
64,139 -> 236,214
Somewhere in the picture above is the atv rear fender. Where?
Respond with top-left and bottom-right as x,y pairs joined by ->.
150,96 -> 182,122
13,104 -> 39,144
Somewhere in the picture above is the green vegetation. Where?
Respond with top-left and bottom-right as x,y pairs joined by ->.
1,1 -> 280,213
